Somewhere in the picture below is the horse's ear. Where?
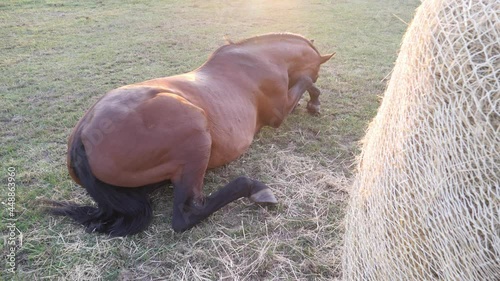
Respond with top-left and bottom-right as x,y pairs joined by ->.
320,52 -> 336,64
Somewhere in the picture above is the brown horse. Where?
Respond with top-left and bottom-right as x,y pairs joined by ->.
50,33 -> 334,236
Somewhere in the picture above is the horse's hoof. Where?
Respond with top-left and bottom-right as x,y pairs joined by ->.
307,102 -> 320,115
250,188 -> 278,205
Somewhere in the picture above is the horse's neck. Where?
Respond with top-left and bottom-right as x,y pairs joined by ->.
236,41 -> 302,64
203,42 -> 303,77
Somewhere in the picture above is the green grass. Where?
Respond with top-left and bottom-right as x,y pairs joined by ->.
1,0 -> 420,279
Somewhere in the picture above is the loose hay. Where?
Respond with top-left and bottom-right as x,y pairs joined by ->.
173,150 -> 349,280
31,147 -> 348,280
343,0 -> 499,280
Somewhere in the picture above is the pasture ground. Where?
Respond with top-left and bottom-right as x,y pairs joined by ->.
1,0 -> 419,280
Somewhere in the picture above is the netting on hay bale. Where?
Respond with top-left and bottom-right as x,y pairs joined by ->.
343,0 -> 499,280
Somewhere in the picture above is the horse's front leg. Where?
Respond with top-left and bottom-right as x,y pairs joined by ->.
285,76 -> 314,115
268,76 -> 315,127
306,84 -> 321,115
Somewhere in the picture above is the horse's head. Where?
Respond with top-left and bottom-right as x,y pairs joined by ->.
286,37 -> 335,86
277,35 -> 334,115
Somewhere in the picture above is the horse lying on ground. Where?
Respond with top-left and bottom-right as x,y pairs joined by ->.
49,33 -> 334,236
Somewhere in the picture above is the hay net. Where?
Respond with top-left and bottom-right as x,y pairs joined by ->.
343,0 -> 499,280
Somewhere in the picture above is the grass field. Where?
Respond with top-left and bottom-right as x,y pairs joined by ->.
1,0 -> 420,280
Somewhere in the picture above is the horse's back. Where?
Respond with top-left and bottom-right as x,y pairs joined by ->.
77,85 -> 211,187
138,74 -> 262,168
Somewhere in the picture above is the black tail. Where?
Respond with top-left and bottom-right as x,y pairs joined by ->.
49,137 -> 165,237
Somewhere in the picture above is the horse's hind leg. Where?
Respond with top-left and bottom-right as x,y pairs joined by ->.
161,97 -> 277,232
170,149 -> 277,232
172,175 -> 277,232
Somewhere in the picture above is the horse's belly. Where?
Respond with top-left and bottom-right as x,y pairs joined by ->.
207,122 -> 256,168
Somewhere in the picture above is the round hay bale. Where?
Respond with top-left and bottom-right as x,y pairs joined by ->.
343,0 -> 499,280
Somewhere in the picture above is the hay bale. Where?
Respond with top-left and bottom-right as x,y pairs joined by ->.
343,0 -> 499,280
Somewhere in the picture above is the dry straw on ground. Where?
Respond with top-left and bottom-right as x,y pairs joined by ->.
343,0 -> 499,280
32,147 -> 348,280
